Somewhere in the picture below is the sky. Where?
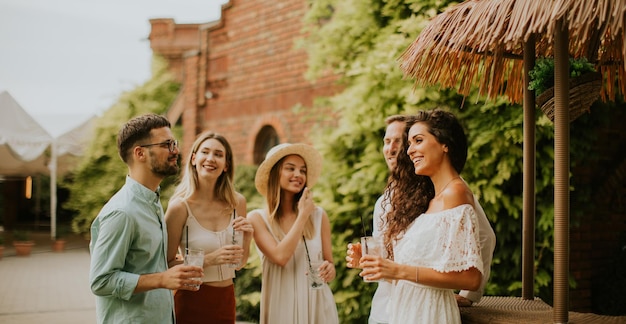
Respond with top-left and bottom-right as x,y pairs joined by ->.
0,0 -> 228,136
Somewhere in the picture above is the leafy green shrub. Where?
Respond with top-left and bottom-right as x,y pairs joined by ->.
56,225 -> 70,240
13,230 -> 31,242
528,57 -> 596,94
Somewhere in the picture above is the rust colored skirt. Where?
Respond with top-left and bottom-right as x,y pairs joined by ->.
174,284 -> 236,324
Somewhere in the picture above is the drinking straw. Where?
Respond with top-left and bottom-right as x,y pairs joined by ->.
360,212 -> 367,237
186,225 -> 189,253
231,210 -> 236,244
360,212 -> 369,254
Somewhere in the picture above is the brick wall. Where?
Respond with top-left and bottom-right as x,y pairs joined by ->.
149,19 -> 205,83
149,0 -> 338,167
569,106 -> 626,312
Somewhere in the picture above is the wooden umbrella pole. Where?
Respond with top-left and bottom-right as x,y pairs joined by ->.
553,19 -> 570,324
522,36 -> 536,301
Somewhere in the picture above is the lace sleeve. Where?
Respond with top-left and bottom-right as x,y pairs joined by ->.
435,205 -> 484,274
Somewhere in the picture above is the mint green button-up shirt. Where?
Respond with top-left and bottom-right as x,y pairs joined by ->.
89,176 -> 174,324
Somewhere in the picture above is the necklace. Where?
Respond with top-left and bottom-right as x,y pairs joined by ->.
435,177 -> 459,198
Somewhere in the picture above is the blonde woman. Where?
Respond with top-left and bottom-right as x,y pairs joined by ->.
165,131 -> 252,324
248,143 -> 339,324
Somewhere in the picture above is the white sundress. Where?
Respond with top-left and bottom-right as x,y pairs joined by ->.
254,207 -> 339,324
388,204 -> 484,324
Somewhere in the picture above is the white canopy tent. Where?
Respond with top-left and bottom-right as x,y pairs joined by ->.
0,90 -> 52,176
0,90 -> 94,238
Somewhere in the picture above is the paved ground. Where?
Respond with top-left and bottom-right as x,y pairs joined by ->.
0,232 -> 95,324
0,231 -> 255,324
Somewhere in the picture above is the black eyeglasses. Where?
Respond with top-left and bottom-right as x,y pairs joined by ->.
139,139 -> 178,153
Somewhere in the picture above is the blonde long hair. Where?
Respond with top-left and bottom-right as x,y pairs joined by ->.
172,131 -> 238,209
265,156 -> 315,240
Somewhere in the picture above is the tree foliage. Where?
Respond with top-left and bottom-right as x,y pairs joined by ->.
63,56 -> 181,235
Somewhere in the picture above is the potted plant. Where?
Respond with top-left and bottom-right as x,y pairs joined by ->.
528,57 -> 602,122
13,230 -> 35,256
52,226 -> 68,252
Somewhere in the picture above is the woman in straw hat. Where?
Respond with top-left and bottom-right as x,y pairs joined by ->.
359,109 -> 484,324
165,131 -> 252,324
248,143 -> 339,324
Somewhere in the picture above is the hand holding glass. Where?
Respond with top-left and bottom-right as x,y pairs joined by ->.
184,248 -> 204,288
307,251 -> 325,289
360,236 -> 383,282
346,242 -> 363,268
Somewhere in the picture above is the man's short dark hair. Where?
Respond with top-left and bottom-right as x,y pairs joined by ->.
117,114 -> 171,163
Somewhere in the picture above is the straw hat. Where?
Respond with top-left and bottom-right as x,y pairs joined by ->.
254,143 -> 323,197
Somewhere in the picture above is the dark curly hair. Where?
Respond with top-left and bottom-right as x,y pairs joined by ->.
383,109 -> 468,258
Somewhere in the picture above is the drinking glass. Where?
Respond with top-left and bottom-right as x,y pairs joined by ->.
229,230 -> 244,268
307,251 -> 325,289
184,248 -> 204,288
360,236 -> 383,282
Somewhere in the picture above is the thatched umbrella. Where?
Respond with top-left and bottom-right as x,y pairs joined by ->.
399,0 -> 625,322
401,0 -> 625,103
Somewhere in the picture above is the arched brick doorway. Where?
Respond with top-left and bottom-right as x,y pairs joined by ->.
253,125 -> 280,164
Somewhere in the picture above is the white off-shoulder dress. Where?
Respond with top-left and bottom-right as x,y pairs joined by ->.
388,204 -> 484,324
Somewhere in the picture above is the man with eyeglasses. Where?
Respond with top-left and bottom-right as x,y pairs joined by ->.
89,113 -> 203,324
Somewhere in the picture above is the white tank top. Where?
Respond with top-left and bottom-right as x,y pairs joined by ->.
180,200 -> 236,282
